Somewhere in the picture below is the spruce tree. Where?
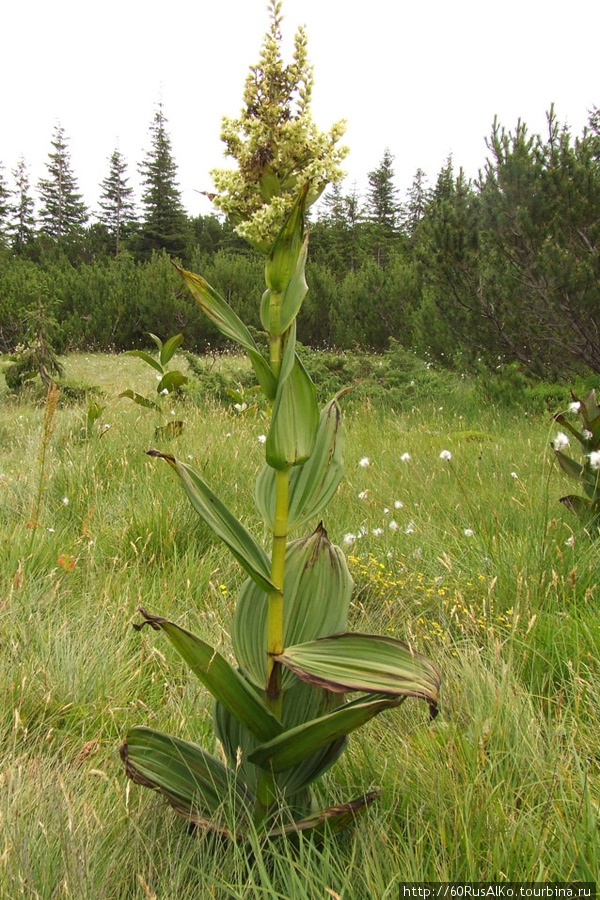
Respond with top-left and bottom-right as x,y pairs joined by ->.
9,157 -> 36,252
38,124 -> 88,239
365,149 -> 401,265
98,148 -> 137,254
0,163 -> 11,245
403,168 -> 429,236
138,105 -> 189,257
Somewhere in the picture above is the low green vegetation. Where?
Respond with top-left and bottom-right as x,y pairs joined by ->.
1,351 -> 598,896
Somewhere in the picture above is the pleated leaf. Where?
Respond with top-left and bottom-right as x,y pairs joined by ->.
265,355 -> 319,470
255,398 -> 344,531
133,609 -> 282,742
121,725 -> 251,824
233,525 -> 352,691
147,451 -> 276,592
214,678 -> 347,800
176,265 -> 277,400
275,632 -> 441,711
249,693 -> 405,772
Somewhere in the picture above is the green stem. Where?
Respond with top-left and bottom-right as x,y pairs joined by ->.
266,468 -> 289,711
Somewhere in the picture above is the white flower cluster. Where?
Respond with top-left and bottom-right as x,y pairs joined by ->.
209,2 -> 347,250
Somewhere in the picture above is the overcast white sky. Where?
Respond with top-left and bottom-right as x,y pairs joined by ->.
2,0 -> 598,219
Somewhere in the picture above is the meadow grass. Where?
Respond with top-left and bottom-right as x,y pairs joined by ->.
0,353 -> 598,898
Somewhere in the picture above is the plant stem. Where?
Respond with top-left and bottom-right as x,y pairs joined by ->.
266,467 -> 289,712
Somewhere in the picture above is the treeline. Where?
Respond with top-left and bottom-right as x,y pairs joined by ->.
0,106 -> 598,379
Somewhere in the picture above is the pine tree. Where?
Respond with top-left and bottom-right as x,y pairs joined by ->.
365,149 -> 401,265
138,105 -> 188,257
98,148 -> 137,254
38,124 -> 88,239
9,157 -> 36,252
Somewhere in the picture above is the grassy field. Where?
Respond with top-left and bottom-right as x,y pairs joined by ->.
0,353 -> 598,899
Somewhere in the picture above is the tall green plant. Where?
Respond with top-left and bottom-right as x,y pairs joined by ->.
120,188 -> 441,837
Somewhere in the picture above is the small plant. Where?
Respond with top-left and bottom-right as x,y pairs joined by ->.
119,332 -> 188,439
120,188 -> 441,838
5,299 -> 64,393
552,389 -> 600,528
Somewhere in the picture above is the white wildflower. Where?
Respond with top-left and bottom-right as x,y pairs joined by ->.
582,429 -> 593,441
400,452 -> 411,462
372,528 -> 384,536
553,432 -> 569,451
258,434 -> 267,444
510,471 -> 518,478
389,520 -> 399,532
359,457 -> 370,468
62,497 -> 69,506
589,450 -> 600,470
463,528 -> 474,537
343,533 -> 357,546
394,500 -> 403,509
440,450 -> 452,461
234,402 -> 247,412
564,535 -> 575,547
404,521 -> 415,534
569,401 -> 581,413
358,491 -> 369,500
160,388 -> 169,395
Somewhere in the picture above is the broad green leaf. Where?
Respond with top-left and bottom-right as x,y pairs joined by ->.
119,389 -> 160,411
265,183 -> 309,295
157,371 -> 189,394
552,414 -> 585,446
123,349 -> 163,375
267,790 -> 378,839
279,236 -> 308,334
176,264 -> 277,400
249,693 -> 405,772
233,524 -> 352,691
266,355 -> 319,470
160,333 -> 184,366
147,451 -> 276,593
255,398 -> 344,531
275,632 -> 441,711
554,450 -> 584,481
148,332 -> 164,355
133,609 -> 282,742
121,725 -> 251,826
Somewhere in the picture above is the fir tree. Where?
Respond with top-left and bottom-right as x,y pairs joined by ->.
138,104 -> 189,257
38,124 -> 88,239
9,157 -> 36,252
98,148 -> 137,254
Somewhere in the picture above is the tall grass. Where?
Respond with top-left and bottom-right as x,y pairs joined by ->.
0,353 -> 598,898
